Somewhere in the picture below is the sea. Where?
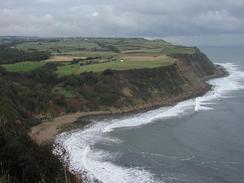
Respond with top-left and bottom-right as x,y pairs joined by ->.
54,45 -> 244,183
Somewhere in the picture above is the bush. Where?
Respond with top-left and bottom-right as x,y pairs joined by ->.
102,69 -> 114,75
0,102 -> 77,183
0,45 -> 51,64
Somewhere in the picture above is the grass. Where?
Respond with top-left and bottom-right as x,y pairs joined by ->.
164,47 -> 195,54
68,51 -> 117,58
122,48 -> 164,54
122,55 -> 169,61
44,55 -> 81,62
16,39 -> 99,53
16,38 -> 193,59
11,39 -> 195,76
1,61 -> 46,72
52,86 -> 74,97
16,38 -> 172,54
113,38 -> 171,51
56,56 -> 174,76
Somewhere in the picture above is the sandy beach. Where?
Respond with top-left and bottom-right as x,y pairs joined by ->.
29,111 -> 112,144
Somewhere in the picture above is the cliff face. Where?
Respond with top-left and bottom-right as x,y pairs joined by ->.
63,49 -> 221,112
116,48 -> 223,111
0,47 -> 221,120
170,48 -> 216,78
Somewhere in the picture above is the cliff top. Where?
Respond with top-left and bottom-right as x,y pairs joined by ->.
0,37 -> 196,76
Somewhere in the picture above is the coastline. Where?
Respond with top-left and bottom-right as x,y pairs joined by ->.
29,65 -> 228,145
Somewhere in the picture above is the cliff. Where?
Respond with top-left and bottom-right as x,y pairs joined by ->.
0,47 -> 223,126
170,48 -> 216,77
59,48 -> 223,113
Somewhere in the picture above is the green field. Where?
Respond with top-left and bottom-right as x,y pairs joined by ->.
68,51 -> 118,58
1,61 -> 46,72
1,38 -> 197,76
16,38 -> 172,54
16,39 -> 99,53
163,47 -> 195,54
56,58 -> 174,76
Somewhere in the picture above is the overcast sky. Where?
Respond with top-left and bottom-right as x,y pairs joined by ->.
0,0 -> 244,45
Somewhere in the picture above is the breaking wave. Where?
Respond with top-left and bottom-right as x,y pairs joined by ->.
54,63 -> 244,183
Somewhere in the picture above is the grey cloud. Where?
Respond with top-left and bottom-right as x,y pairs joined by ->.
0,0 -> 244,44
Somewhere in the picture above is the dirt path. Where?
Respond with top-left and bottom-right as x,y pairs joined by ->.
29,111 -> 111,144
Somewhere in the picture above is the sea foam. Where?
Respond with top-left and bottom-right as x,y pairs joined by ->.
54,63 -> 244,183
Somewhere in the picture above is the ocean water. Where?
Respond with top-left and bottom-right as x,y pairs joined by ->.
54,46 -> 244,183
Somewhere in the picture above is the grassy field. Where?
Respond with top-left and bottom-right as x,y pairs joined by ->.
122,55 -> 169,61
16,38 -> 172,54
4,38 -> 196,76
1,61 -> 46,72
44,55 -> 81,62
69,51 -> 118,58
163,47 -> 195,54
56,56 -> 174,76
16,39 -> 99,53
15,38 -> 195,59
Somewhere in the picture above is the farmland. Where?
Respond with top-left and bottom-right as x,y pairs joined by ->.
1,61 -> 46,72
1,37 -> 195,76
56,57 -> 174,76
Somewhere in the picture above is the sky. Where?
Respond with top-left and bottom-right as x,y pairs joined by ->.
0,0 -> 244,45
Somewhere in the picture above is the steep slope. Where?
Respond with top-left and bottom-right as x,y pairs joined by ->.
58,48 -> 224,113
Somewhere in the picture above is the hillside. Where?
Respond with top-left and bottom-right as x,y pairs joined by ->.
0,37 -> 226,183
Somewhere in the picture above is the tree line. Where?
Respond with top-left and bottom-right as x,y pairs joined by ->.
0,45 -> 50,64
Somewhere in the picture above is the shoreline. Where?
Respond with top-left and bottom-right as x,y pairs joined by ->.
30,88 -> 208,144
29,65 -> 228,145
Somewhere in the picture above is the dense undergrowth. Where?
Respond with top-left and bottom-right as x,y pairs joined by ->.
0,45 -> 50,64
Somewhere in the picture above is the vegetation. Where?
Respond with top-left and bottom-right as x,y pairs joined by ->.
1,61 -> 46,72
0,45 -> 50,64
16,38 -> 171,54
56,59 -> 174,76
0,37 -> 218,183
1,38 -> 195,76
0,73 -> 79,182
52,86 -> 74,97
163,46 -> 195,54
170,48 -> 216,77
